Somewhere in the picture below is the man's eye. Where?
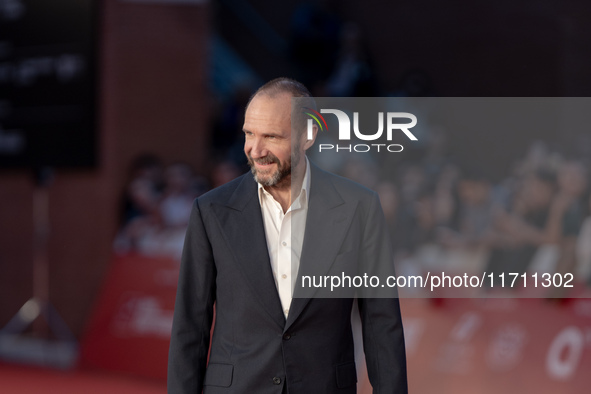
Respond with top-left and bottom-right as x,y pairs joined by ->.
267,135 -> 276,139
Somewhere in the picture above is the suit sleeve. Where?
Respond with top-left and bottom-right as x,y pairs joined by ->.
168,199 -> 216,394
357,192 -> 408,394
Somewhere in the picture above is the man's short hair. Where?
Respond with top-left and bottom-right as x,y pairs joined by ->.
246,77 -> 317,135
248,77 -> 311,102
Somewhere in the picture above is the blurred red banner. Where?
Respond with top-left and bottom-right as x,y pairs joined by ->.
80,254 -> 179,380
400,297 -> 591,394
80,254 -> 591,392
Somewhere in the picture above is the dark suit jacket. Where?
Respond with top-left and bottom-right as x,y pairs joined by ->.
168,162 -> 407,394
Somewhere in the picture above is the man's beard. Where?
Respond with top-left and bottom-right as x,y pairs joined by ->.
248,148 -> 300,187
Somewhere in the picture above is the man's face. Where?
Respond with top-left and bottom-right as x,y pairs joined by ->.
243,93 -> 303,188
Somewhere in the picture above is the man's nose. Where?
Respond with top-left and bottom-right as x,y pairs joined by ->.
248,138 -> 267,159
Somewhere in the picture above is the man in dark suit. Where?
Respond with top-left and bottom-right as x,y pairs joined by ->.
168,78 -> 407,393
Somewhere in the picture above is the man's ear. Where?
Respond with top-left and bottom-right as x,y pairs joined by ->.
302,124 -> 318,151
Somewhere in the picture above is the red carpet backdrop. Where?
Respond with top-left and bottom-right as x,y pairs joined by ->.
80,254 -> 179,380
79,255 -> 591,393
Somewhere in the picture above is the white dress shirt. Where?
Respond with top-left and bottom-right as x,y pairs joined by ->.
258,156 -> 311,319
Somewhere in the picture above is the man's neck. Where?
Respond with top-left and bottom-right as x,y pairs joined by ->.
264,158 -> 307,213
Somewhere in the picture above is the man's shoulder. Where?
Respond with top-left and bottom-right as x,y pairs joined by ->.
311,162 -> 377,201
196,172 -> 253,207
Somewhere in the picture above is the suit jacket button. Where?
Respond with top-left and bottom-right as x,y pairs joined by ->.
283,333 -> 291,340
273,377 -> 281,385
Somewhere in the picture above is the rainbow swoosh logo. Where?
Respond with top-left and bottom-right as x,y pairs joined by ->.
303,107 -> 329,132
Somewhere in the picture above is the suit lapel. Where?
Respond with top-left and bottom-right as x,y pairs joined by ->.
211,174 -> 286,329
286,163 -> 357,330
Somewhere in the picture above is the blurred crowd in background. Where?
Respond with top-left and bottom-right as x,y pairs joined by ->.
341,141 -> 591,295
112,154 -> 243,259
112,0 -> 591,299
115,134 -> 591,298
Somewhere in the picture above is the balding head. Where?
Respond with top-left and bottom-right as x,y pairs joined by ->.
247,77 -> 312,104
246,77 -> 317,135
